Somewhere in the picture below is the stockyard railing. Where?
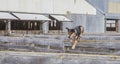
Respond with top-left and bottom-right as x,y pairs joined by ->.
0,35 -> 65,52
1,34 -> 120,55
1,33 -> 120,64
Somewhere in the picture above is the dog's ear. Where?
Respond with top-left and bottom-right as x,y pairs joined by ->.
66,27 -> 69,30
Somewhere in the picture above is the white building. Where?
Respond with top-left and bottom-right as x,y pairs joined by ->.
0,0 -> 96,35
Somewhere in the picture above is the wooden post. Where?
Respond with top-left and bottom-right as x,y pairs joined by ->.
8,20 -> 11,35
116,19 -> 118,32
42,21 -> 49,34
47,45 -> 51,49
5,20 -> 11,35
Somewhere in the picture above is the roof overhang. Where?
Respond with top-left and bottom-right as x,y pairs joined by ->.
0,12 -> 17,20
12,13 -> 51,21
105,14 -> 120,19
50,15 -> 72,22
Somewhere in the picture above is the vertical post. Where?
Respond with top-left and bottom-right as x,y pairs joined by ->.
42,21 -> 48,34
5,20 -> 11,35
116,20 -> 118,32
8,20 -> 11,35
118,20 -> 120,32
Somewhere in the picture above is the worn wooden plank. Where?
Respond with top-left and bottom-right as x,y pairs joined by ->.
0,44 -> 64,53
0,44 -> 33,50
0,36 -> 64,48
64,41 -> 120,49
33,47 -> 64,52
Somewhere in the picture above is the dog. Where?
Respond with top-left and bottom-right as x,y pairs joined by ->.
66,25 -> 84,49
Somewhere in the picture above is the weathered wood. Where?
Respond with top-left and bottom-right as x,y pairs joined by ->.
64,41 -> 120,50
33,47 -> 63,52
0,44 -> 63,53
1,34 -> 120,55
0,44 -> 33,50
1,51 -> 120,64
0,36 -> 64,48
1,35 -> 120,50
66,50 -> 110,55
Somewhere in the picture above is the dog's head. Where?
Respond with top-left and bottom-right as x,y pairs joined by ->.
66,27 -> 75,38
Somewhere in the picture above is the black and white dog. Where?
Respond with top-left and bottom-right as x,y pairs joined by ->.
66,25 -> 84,49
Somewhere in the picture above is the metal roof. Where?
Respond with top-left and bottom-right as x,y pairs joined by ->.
0,12 -> 17,20
12,13 -> 51,21
50,15 -> 72,22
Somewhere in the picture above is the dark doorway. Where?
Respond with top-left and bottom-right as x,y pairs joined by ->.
106,19 -> 118,32
0,20 -> 6,30
11,20 -> 42,30
49,20 -> 62,30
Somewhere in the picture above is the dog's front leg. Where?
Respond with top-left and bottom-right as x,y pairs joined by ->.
71,39 -> 78,49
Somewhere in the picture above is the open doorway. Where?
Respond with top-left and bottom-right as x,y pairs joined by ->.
49,20 -> 62,30
106,19 -> 118,32
0,20 -> 5,30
